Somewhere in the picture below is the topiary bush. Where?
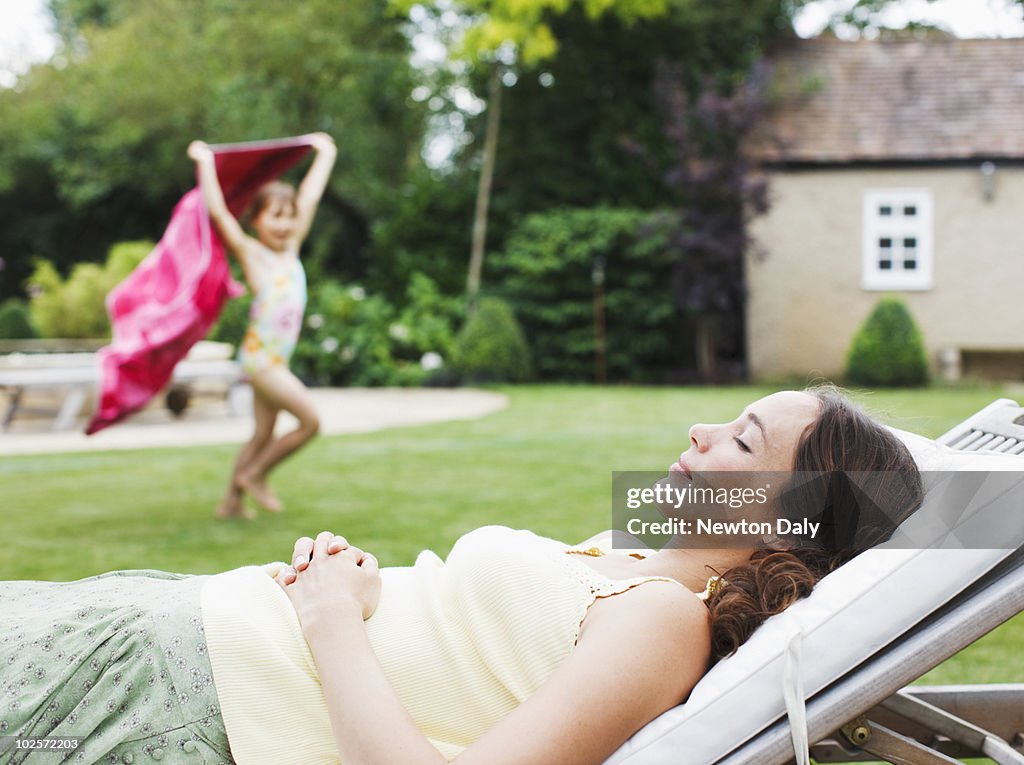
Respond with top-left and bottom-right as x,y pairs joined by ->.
453,297 -> 533,383
0,299 -> 38,339
27,241 -> 151,339
845,297 -> 929,387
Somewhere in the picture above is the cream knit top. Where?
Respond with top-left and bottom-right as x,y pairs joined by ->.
201,525 -> 675,764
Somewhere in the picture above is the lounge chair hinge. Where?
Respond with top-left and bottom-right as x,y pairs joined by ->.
834,718 -> 966,765
840,718 -> 872,746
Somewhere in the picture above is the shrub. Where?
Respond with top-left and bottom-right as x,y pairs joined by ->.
28,260 -> 109,338
453,297 -> 533,383
846,297 -> 929,387
291,274 -> 463,387
105,241 -> 152,279
27,241 -> 151,338
0,299 -> 38,339
491,208 -> 686,382
395,272 -> 463,365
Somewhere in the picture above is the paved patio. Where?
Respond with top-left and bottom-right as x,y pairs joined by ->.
0,387 -> 509,456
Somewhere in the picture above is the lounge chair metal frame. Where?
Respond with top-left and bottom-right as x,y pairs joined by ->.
719,398 -> 1024,765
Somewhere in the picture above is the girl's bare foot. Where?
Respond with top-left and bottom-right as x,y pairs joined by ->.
215,495 -> 256,520
236,472 -> 284,513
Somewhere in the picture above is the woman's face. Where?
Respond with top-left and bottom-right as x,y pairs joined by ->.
670,391 -> 820,478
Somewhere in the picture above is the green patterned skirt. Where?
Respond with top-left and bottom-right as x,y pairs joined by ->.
0,571 -> 234,765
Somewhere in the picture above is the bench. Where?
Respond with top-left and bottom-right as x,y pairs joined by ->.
0,343 -> 242,431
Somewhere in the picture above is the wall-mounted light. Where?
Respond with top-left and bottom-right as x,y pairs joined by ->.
980,161 -> 997,202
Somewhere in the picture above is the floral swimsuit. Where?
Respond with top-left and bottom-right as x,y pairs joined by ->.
238,249 -> 307,377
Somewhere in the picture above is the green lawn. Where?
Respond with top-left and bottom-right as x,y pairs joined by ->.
1,384 -> 1021,686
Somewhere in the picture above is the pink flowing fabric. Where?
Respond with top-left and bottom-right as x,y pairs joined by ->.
86,136 -> 313,435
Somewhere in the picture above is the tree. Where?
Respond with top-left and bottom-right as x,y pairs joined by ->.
639,61 -> 772,381
491,0 -> 792,210
371,0 -> 810,382
389,0 -> 677,302
0,0 -> 423,301
476,1 -> 794,380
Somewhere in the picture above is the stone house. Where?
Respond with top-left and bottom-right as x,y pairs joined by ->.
746,37 -> 1024,381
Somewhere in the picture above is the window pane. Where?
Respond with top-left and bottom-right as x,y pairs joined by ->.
862,191 -> 930,287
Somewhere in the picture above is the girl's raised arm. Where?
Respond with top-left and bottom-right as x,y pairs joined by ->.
293,132 -> 337,243
187,140 -> 264,291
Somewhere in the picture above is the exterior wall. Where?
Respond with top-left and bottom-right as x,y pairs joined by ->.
746,166 -> 1024,381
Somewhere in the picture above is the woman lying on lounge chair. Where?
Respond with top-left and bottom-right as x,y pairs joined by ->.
1,388 -> 922,765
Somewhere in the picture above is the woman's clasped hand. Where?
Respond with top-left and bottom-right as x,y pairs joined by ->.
277,531 -> 382,623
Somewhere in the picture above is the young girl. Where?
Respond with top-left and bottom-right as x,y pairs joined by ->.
188,133 -> 337,518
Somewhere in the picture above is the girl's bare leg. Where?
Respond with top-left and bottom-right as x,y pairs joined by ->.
216,390 -> 279,518
236,366 -> 319,512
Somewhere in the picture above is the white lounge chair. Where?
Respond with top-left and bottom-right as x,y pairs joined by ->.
605,399 -> 1024,765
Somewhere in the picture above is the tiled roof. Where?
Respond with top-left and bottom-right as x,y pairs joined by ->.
757,37 -> 1024,163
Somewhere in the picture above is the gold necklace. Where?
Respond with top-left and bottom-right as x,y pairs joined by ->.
565,546 -> 605,557
567,546 -> 715,607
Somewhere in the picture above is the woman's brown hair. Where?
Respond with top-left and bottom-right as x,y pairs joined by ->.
705,386 -> 924,662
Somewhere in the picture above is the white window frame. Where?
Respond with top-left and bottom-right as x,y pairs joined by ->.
861,188 -> 933,291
